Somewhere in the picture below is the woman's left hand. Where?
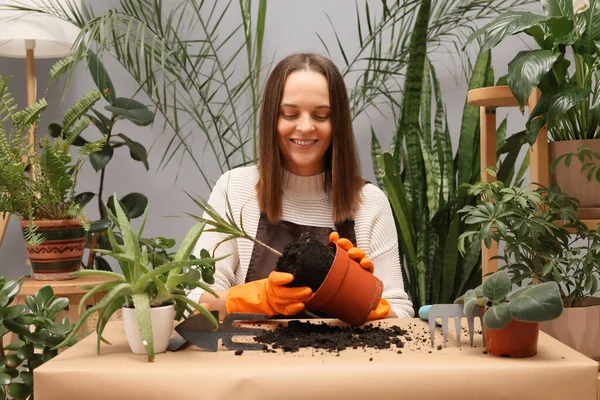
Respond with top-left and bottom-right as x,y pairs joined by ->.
329,231 -> 390,320
328,232 -> 374,272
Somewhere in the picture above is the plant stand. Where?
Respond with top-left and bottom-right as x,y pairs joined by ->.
467,85 -> 600,278
2,275 -> 116,346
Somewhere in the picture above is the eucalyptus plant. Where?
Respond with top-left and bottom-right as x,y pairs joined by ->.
455,270 -> 564,329
0,75 -> 104,245
458,173 -> 600,307
465,0 -> 600,144
0,278 -> 76,400
53,196 -> 219,362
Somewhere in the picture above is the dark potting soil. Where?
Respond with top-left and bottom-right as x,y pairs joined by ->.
254,320 -> 407,353
274,233 -> 335,292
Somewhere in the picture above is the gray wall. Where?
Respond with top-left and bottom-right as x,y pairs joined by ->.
0,0 -> 537,278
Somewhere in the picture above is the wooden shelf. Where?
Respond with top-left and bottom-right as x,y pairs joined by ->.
467,86 -> 519,108
554,219 -> 600,233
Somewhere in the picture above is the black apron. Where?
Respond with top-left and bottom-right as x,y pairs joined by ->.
245,212 -> 357,318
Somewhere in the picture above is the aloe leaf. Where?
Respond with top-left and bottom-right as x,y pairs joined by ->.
131,293 -> 154,362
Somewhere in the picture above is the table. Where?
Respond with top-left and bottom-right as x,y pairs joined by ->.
5,275 -> 116,345
34,318 -> 598,400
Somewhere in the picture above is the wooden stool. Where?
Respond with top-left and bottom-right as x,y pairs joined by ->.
4,275 -> 116,345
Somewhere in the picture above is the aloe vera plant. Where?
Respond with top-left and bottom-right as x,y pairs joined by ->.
52,197 -> 220,362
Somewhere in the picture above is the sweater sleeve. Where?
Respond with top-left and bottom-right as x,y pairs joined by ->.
187,171 -> 239,303
362,186 -> 415,318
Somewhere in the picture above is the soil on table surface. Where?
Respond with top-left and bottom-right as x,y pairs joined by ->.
254,320 -> 408,353
275,233 -> 335,292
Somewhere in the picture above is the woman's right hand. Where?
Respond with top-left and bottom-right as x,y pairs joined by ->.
218,271 -> 313,318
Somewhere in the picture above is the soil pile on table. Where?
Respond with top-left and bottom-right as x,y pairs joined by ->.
275,233 -> 335,292
254,320 -> 407,353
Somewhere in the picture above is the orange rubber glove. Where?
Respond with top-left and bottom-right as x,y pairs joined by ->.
328,232 -> 374,272
367,298 -> 391,320
226,271 -> 313,317
329,231 -> 390,320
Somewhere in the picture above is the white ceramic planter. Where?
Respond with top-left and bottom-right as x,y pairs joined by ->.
122,304 -> 175,355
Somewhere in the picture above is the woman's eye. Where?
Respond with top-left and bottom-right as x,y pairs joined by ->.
313,115 -> 329,121
281,113 -> 298,119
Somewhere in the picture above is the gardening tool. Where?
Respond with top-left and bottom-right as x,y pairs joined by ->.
419,304 -> 485,348
168,311 -> 269,352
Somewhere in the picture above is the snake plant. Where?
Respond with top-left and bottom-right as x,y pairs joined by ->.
370,0 -> 529,313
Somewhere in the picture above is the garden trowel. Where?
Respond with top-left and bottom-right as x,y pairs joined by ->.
423,304 -> 485,348
168,311 -> 269,352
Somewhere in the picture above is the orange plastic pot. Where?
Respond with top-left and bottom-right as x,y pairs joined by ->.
484,317 -> 540,358
306,242 -> 383,326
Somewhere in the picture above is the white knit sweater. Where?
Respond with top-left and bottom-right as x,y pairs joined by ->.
188,166 -> 414,318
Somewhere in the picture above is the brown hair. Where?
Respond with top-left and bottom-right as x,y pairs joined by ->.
256,53 -> 363,224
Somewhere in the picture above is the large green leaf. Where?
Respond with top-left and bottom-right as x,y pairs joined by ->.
120,193 -> 148,219
105,98 -> 154,127
482,270 -> 511,302
528,85 -> 592,129
508,50 -> 560,108
87,50 -> 116,104
509,281 -> 564,322
483,302 -> 512,329
115,133 -> 149,170
457,49 -> 491,189
467,12 -> 550,52
90,142 -> 114,172
131,293 -> 154,361
541,0 -> 574,19
440,212 -> 460,303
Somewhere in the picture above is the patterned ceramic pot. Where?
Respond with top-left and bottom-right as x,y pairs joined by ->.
20,219 -> 86,280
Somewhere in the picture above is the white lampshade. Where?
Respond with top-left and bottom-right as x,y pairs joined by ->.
0,0 -> 81,58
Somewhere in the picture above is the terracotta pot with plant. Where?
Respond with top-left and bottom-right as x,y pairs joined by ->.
52,196 -> 220,362
465,0 -> 600,215
0,75 -> 106,280
458,175 -> 600,359
456,270 -> 563,358
187,195 -> 384,327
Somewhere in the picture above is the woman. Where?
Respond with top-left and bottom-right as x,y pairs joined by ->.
188,53 -> 414,319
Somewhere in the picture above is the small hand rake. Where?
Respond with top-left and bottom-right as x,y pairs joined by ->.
426,304 -> 485,348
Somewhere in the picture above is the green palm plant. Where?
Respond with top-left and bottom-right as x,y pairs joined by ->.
11,0 -> 534,190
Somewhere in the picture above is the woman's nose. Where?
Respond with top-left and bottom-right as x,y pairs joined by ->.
295,115 -> 315,132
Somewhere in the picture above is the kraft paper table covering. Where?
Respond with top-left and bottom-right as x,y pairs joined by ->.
34,318 -> 598,400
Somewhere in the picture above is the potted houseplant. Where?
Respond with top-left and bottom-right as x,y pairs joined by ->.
464,0 -> 600,214
0,75 -> 105,280
53,196 -> 220,362
455,270 -> 563,358
48,52 -> 155,272
458,175 -> 600,359
187,195 -> 383,327
0,276 -> 76,399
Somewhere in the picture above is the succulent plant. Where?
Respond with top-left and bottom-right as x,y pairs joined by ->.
455,270 -> 564,329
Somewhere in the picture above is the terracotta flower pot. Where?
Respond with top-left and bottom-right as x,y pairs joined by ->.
306,242 -> 383,326
20,219 -> 86,281
484,317 -> 540,358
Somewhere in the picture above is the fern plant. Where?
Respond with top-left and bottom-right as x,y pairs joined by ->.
0,75 -> 104,244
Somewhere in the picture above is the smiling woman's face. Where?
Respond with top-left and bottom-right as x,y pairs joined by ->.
277,70 -> 332,176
